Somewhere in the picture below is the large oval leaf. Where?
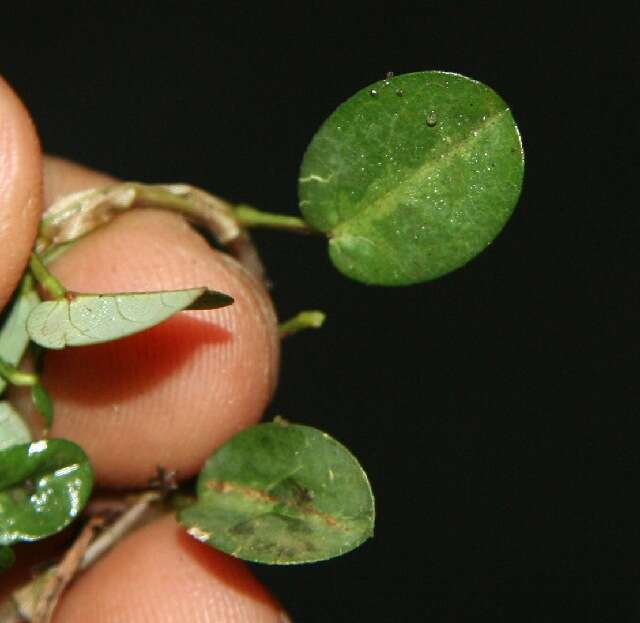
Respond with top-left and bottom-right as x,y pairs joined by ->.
298,71 -> 524,285
0,401 -> 32,451
0,285 -> 40,394
27,287 -> 233,349
0,439 -> 93,545
0,545 -> 14,572
179,422 -> 375,564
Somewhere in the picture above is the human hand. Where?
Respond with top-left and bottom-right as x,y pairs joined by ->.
0,75 -> 290,622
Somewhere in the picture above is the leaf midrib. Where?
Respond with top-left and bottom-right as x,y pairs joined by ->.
330,107 -> 509,237
206,479 -> 344,529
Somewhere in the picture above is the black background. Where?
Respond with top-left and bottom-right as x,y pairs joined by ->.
0,4 -> 636,621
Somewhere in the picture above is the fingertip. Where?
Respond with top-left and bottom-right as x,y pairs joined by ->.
43,155 -> 115,205
0,75 -> 42,309
53,515 -> 289,623
44,208 -> 280,487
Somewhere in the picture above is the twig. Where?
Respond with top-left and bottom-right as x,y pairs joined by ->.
32,517 -> 104,623
79,492 -> 161,572
37,183 -> 268,284
1,492 -> 162,623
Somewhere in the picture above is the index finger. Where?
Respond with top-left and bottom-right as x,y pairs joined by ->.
0,75 -> 42,309
34,156 -> 280,488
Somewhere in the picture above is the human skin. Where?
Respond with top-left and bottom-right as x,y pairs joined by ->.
0,75 -> 290,622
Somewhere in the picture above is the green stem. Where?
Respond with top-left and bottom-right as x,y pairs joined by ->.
0,357 -> 38,386
233,205 -> 317,234
279,310 -> 326,338
18,272 -> 35,297
29,253 -> 66,299
39,239 -> 79,266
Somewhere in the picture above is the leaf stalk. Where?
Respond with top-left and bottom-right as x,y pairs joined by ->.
234,205 -> 317,234
29,254 -> 66,300
0,357 -> 38,386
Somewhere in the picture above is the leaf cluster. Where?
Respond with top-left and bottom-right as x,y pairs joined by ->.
0,72 -> 523,578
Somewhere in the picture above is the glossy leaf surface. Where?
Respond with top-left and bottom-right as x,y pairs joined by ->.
27,287 -> 233,349
179,423 -> 375,564
0,545 -> 14,572
0,285 -> 40,394
299,71 -> 524,285
0,401 -> 31,451
0,439 -> 93,545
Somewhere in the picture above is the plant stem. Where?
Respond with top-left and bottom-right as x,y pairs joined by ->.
78,492 -> 162,571
233,205 -> 317,234
32,517 -> 104,623
39,240 -> 79,266
279,310 -> 326,338
29,254 -> 66,299
37,183 -> 269,284
0,357 -> 38,386
1,492 -> 163,623
19,272 -> 35,296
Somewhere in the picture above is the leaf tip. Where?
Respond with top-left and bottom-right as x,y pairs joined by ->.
279,310 -> 326,338
187,288 -> 235,310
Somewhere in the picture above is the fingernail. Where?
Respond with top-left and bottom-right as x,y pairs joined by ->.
279,612 -> 293,623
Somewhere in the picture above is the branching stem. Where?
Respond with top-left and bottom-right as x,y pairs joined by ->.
29,254 -> 66,300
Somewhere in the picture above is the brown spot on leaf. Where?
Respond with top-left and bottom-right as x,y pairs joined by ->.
206,480 -> 340,528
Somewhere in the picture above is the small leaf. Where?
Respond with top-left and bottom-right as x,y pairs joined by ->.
298,71 -> 524,285
0,284 -> 40,394
27,287 -> 233,349
0,439 -> 94,545
31,384 -> 54,429
179,423 -> 375,564
278,310 -> 326,338
0,401 -> 32,451
0,545 -> 14,572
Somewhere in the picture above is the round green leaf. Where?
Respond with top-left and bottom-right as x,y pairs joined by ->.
0,401 -> 32,451
298,71 -> 524,285
0,439 -> 94,545
27,287 -> 233,349
179,423 -> 375,564
0,545 -> 14,572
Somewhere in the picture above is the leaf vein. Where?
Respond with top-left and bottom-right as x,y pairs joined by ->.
332,107 -> 509,236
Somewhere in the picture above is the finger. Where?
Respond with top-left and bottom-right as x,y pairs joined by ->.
43,155 -> 116,203
39,195 -> 279,487
52,515 -> 290,623
0,75 -> 42,309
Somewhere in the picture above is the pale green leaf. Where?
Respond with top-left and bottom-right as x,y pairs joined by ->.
0,285 -> 40,394
299,71 -> 524,285
179,422 -> 375,564
27,287 -> 233,349
0,401 -> 31,452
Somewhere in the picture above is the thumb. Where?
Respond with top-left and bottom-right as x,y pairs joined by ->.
0,75 -> 42,310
